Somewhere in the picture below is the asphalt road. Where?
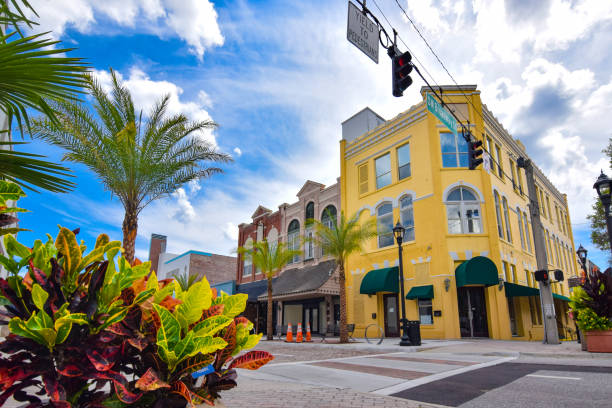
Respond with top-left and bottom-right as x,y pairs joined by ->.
392,361 -> 612,407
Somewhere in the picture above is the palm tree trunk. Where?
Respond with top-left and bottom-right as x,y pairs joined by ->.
267,277 -> 273,341
122,204 -> 138,265
338,262 -> 348,343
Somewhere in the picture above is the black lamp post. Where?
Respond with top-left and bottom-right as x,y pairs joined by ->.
594,171 -> 612,257
576,244 -> 588,277
393,221 -> 411,346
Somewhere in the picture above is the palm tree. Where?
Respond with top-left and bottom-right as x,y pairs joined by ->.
32,70 -> 231,263
0,0 -> 88,193
238,240 -> 300,340
311,211 -> 377,343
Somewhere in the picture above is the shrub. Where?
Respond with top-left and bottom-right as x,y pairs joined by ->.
0,227 -> 272,407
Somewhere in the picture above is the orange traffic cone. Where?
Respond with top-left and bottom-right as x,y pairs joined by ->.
296,322 -> 303,343
285,323 -> 293,342
305,322 -> 312,342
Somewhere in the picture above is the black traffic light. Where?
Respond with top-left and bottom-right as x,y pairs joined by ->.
534,270 -> 549,282
390,48 -> 413,97
554,269 -> 564,282
468,139 -> 484,170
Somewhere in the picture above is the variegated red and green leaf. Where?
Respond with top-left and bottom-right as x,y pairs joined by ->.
200,304 -> 224,320
135,368 -> 170,391
214,321 -> 236,370
228,351 -> 274,370
171,380 -> 204,407
173,353 -> 215,381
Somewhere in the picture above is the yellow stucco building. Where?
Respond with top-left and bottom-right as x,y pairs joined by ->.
340,85 -> 579,341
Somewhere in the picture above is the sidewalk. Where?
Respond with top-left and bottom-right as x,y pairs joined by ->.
219,377 -> 447,408
262,337 -> 612,360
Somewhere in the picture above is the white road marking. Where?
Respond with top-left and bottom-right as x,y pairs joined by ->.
373,356 -> 517,396
268,351 -> 407,367
526,374 -> 581,380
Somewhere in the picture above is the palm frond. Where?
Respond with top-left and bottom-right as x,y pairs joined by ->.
0,32 -> 88,135
0,1 -> 38,37
238,240 -> 300,280
312,211 -> 377,263
0,141 -> 75,192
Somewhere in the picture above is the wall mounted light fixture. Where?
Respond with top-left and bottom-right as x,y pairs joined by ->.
444,278 -> 451,292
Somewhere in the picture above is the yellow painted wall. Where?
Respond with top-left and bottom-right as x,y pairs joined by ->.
341,86 -> 578,341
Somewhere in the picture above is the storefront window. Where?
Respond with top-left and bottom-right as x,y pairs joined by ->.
418,299 -> 433,325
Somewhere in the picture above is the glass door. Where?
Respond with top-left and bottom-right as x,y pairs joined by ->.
457,287 -> 489,338
383,294 -> 400,337
303,305 -> 319,333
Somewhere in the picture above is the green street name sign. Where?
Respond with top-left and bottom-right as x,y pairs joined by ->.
426,93 -> 457,137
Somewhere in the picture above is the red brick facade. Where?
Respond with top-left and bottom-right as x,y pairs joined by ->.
189,253 -> 236,285
148,234 -> 167,274
236,206 -> 282,284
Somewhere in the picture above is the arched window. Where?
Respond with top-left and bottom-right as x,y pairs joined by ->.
445,187 -> 482,234
494,191 -> 504,239
242,237 -> 253,277
288,220 -> 300,263
305,202 -> 315,220
321,205 -> 337,229
320,205 -> 337,256
267,227 -> 278,254
523,211 -> 532,252
400,196 -> 415,241
517,207 -> 526,250
502,197 -> 512,243
377,203 -> 394,248
304,202 -> 315,260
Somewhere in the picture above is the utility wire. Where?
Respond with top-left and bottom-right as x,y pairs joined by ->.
368,0 -> 520,188
370,0 -> 440,91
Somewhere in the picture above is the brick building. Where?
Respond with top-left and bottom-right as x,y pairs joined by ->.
147,234 -> 236,287
236,180 -> 341,335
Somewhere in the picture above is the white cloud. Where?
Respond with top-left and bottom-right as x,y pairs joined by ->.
233,147 -> 242,157
93,67 -> 217,145
172,187 -> 196,223
29,0 -> 223,59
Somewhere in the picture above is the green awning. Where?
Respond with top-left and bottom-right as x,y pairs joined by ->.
504,282 -> 539,297
455,256 -> 499,288
406,285 -> 434,300
553,293 -> 570,302
360,267 -> 399,294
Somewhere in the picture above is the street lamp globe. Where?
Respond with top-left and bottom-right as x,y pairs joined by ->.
393,221 -> 405,244
576,244 -> 587,266
594,171 -> 612,208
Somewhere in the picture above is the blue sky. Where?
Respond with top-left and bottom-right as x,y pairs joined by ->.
15,0 -> 612,269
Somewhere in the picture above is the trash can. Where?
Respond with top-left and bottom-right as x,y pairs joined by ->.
407,320 -> 421,346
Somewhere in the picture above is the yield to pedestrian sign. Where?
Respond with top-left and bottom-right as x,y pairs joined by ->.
426,93 -> 457,137
347,1 -> 379,64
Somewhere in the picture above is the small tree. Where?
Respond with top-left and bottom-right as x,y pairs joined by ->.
238,240 -> 300,340
33,70 -> 231,263
310,211 -> 376,343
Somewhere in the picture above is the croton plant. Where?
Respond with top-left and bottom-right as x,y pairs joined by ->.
0,226 -> 273,407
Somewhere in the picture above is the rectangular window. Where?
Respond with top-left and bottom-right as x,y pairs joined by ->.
529,297 -> 542,325
495,145 -> 503,177
503,261 -> 510,282
523,212 -> 532,252
358,163 -> 369,195
510,264 -> 517,283
304,228 -> 314,260
440,132 -> 468,168
510,160 -> 517,191
526,270 -> 532,287
546,196 -> 552,222
375,153 -> 391,189
397,143 -> 411,180
517,167 -> 524,195
539,189 -> 546,218
418,299 -> 433,325
242,257 -> 252,277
